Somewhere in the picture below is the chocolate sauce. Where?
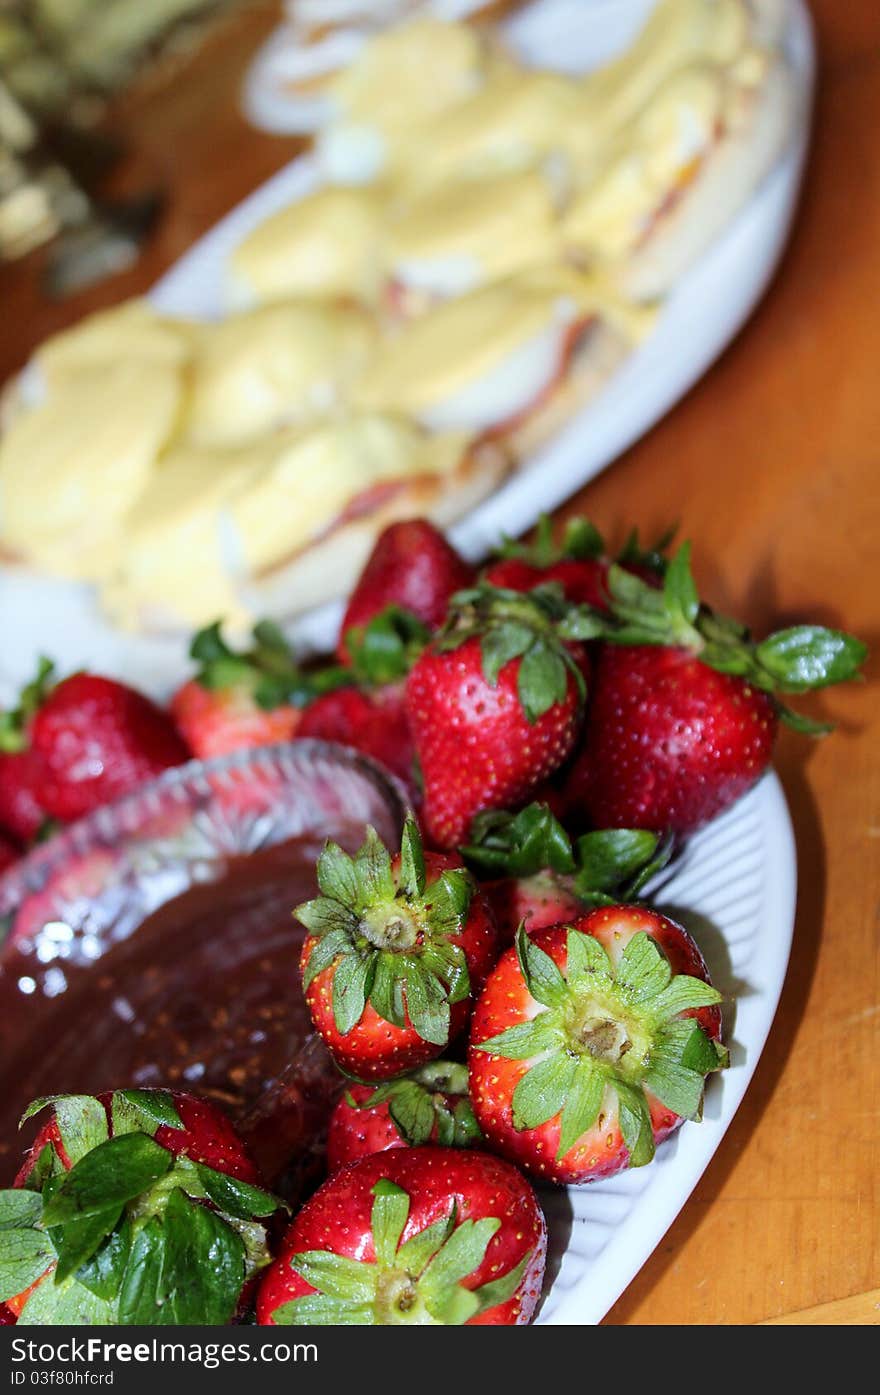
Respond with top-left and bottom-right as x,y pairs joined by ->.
0,838 -> 327,1184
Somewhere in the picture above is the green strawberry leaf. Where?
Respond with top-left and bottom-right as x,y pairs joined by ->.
573,829 -> 664,896
494,513 -> 606,566
300,922 -> 355,989
471,1252 -> 530,1317
616,932 -> 672,1004
354,827 -> 395,905
378,1082 -> 437,1146
473,1015 -> 562,1061
650,975 -> 722,1020
557,1067 -> 605,1158
50,1205 -> 122,1283
564,927 -> 614,985
160,1187 -> 247,1325
424,870 -> 473,942
290,1251 -> 378,1303
273,1294 -> 374,1325
402,966 -> 451,1047
511,1054 -> 578,1132
662,541 -> 700,632
116,1216 -> 168,1325
332,953 -> 376,1036
18,1271 -> 114,1325
421,937 -> 470,1004
0,656 -> 56,754
777,705 -> 834,736
420,1217 -> 500,1307
462,802 -> 576,877
516,924 -> 568,1008
642,1056 -> 707,1122
0,1228 -> 56,1303
194,1166 -> 280,1221
370,1179 -> 410,1268
20,1095 -> 109,1169
368,953 -> 407,1029
74,1216 -> 132,1301
395,1210 -> 455,1277
40,1133 -> 172,1227
0,1190 -> 42,1230
754,626 -> 868,693
616,1083 -> 656,1167
110,1090 -> 183,1137
399,816 -> 426,899
480,622 -> 535,687
316,840 -> 361,906
516,640 -> 570,723
344,606 -> 431,686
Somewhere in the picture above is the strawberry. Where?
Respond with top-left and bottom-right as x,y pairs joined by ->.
1,659 -> 189,826
297,682 -> 417,797
256,1146 -> 546,1326
468,909 -> 727,1185
405,583 -> 599,849
296,816 -> 498,1080
0,753 -> 50,844
562,544 -> 868,835
172,619 -> 347,761
462,802 -> 673,943
327,1061 -> 481,1172
338,520 -> 475,666
0,1090 -> 279,1325
483,515 -> 668,610
0,662 -> 56,841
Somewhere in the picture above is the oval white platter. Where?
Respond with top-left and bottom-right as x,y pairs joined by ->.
0,0 -> 803,1325
539,770 -> 796,1324
0,0 -> 815,701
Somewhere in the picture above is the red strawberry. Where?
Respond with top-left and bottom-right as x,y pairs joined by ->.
297,681 -> 417,797
1,659 -> 188,827
0,751 -> 49,843
0,662 -> 56,841
406,585 -> 595,849
462,803 -> 672,945
562,544 -> 867,835
468,908 -> 727,1186
484,555 -> 612,608
482,515 -> 667,611
0,1089 -> 278,1325
171,619 -> 348,761
172,683 -> 301,760
484,871 -> 586,941
296,816 -> 498,1080
327,1060 -> 481,1172
30,676 -> 188,823
256,1146 -> 546,1326
338,520 -> 475,665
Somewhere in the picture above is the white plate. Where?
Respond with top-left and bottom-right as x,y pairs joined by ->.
540,769 -> 796,1324
0,0 -> 814,702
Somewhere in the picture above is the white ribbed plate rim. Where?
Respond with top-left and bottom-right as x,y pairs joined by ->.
536,769 -> 796,1324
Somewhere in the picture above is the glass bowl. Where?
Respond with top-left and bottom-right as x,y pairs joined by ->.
0,740 -> 407,1186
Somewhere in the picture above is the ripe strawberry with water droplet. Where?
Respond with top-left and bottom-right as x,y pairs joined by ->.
296,816 -> 497,1079
468,906 -> 726,1185
257,1146 -> 546,1325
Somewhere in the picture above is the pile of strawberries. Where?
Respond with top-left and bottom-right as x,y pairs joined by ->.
0,515 -> 866,1326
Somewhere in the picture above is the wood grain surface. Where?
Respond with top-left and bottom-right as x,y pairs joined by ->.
0,0 -> 877,1326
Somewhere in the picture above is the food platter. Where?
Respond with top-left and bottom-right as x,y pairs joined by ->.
0,744 -> 797,1325
0,0 -> 815,704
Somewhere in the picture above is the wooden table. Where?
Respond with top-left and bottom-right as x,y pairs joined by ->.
1,1 -> 877,1327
